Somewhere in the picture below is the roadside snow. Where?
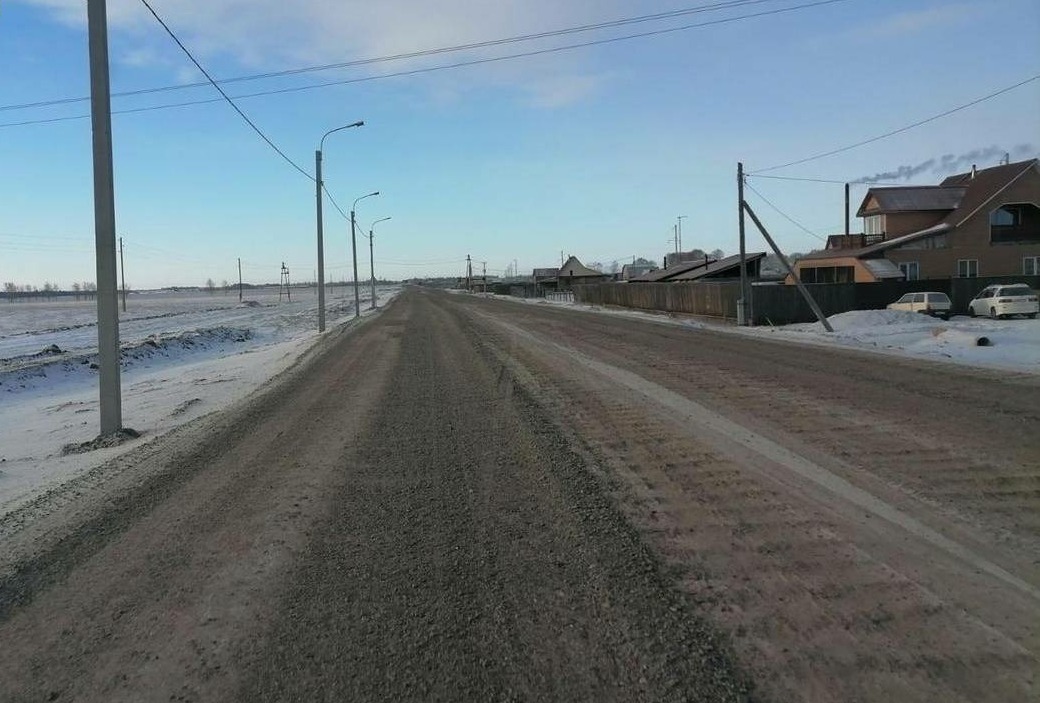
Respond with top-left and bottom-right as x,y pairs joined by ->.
752,309 -> 1039,371
482,293 -> 1039,373
0,286 -> 400,516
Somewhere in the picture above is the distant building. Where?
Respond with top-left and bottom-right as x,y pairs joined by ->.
791,159 -> 1040,283
620,263 -> 656,281
557,256 -> 610,289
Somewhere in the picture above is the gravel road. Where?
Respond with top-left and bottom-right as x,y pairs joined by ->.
1,289 -> 1036,701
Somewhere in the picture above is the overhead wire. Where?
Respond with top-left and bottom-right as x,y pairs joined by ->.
752,71 -> 1040,174
1,0 -> 849,130
0,0 -> 791,114
743,181 -> 827,241
137,0 -> 313,181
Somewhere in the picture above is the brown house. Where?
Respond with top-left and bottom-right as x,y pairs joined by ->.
791,159 -> 1040,283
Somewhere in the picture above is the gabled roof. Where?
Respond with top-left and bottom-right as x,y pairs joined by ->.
669,252 -> 766,281
798,222 -> 952,261
856,186 -> 965,216
558,256 -> 604,278
939,159 -> 1038,227
632,257 -> 714,282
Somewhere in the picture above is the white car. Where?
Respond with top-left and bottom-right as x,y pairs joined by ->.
887,292 -> 952,319
968,284 -> 1039,319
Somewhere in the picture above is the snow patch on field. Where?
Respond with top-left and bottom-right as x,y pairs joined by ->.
0,286 -> 400,516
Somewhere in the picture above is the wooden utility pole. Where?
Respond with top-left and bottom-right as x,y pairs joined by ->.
238,257 -> 242,302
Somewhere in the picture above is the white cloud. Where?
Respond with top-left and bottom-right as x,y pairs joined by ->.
18,0 -> 630,106
860,3 -> 982,39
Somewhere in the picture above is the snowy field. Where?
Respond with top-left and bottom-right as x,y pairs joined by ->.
0,285 -> 400,515
491,294 -> 1040,373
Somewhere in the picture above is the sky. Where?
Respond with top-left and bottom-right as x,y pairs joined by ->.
1,0 -> 1039,288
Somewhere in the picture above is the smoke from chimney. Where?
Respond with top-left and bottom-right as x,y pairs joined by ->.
854,143 -> 1036,184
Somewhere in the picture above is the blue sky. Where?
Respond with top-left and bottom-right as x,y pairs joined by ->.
2,0 -> 1038,288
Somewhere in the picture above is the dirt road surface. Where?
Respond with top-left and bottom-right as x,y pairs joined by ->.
1,290 -> 1037,701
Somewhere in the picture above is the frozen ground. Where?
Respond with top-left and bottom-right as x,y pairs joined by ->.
487,293 -> 1040,373
0,285 -> 400,515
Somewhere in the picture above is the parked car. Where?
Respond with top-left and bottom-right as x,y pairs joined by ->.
967,284 -> 1039,319
887,292 -> 952,319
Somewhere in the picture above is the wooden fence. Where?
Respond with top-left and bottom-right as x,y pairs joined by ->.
573,276 -> 1040,325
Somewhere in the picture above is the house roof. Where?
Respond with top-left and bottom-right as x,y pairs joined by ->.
799,223 -> 952,262
856,186 -> 966,216
861,259 -> 904,279
632,257 -> 714,282
669,252 -> 766,281
938,159 -> 1038,227
558,256 -> 604,278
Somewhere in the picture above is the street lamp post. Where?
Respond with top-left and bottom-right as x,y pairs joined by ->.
368,217 -> 391,310
351,191 -> 379,317
315,120 -> 363,333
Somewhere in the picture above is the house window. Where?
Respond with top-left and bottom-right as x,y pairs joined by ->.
990,203 -> 1040,244
957,259 -> 979,278
899,262 -> 920,280
1025,256 -> 1040,276
864,215 -> 884,236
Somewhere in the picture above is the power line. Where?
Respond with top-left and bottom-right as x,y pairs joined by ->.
747,173 -> 905,186
322,185 -> 349,220
744,181 -> 826,241
137,0 -> 313,181
1,0 -> 849,130
752,71 -> 1040,174
0,0 -> 788,114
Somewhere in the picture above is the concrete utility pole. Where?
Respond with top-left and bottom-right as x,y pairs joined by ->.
119,235 -> 126,312
737,162 -> 749,326
351,191 -> 378,318
87,0 -> 122,435
315,121 -> 363,332
238,257 -> 242,302
677,215 -> 687,253
466,254 -> 472,290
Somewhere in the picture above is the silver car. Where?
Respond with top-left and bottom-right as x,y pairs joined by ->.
887,292 -> 952,319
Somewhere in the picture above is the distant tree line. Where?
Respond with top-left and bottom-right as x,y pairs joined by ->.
2,281 -> 100,300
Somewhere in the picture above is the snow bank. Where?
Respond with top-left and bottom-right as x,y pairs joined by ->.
0,286 -> 401,516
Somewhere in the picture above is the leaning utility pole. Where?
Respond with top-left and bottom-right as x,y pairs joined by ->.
87,0 -> 122,434
119,235 -> 126,312
742,201 -> 833,332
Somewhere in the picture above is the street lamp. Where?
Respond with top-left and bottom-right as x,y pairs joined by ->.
677,215 -> 687,252
367,217 -> 391,310
315,120 -> 363,333
351,191 -> 379,317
